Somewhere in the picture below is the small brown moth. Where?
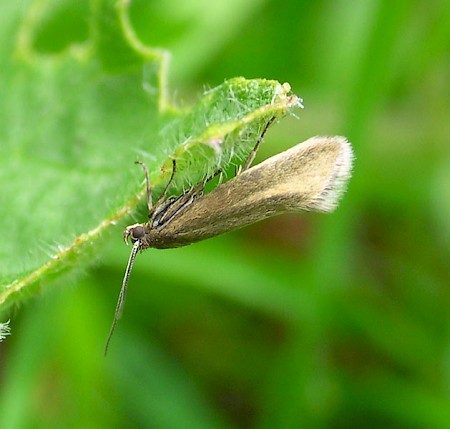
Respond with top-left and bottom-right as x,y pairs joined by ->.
105,120 -> 354,353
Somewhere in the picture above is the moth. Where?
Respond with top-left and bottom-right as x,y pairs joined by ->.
105,119 -> 354,353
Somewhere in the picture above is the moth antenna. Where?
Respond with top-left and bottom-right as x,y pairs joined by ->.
154,159 -> 177,207
104,240 -> 141,356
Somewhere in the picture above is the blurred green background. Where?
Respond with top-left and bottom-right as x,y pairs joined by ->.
1,0 -> 449,428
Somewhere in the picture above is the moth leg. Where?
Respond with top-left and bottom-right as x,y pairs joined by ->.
175,166 -> 219,204
156,165 -> 222,230
239,116 -> 276,173
200,167 -> 224,191
155,159 -> 177,207
135,161 -> 152,213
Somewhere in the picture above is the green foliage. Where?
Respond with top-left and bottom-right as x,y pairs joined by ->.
1,1 -> 449,429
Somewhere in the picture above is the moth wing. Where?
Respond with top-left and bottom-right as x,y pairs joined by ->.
244,135 -> 353,213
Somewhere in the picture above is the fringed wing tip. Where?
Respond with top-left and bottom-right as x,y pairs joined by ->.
311,136 -> 354,212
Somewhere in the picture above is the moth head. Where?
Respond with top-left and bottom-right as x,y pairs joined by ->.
123,223 -> 146,245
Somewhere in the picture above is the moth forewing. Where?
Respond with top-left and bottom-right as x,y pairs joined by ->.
154,136 -> 353,247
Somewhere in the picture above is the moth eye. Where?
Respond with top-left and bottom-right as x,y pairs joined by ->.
131,225 -> 145,241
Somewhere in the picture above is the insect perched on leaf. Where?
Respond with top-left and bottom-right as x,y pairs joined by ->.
105,118 -> 354,354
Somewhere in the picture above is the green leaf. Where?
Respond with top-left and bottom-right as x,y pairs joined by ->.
0,0 -> 300,310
